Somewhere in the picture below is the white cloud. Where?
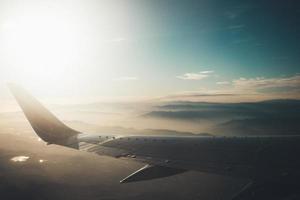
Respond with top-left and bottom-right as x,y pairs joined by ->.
167,74 -> 300,102
176,73 -> 209,80
232,75 -> 300,91
199,70 -> 214,74
176,71 -> 214,80
217,81 -> 230,85
113,76 -> 138,81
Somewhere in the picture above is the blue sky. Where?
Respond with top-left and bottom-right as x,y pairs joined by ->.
0,0 -> 299,104
130,0 -> 299,76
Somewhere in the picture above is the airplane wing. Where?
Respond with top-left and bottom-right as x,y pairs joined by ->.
9,84 -> 300,200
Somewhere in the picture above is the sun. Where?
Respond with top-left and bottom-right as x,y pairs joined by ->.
1,10 -> 84,87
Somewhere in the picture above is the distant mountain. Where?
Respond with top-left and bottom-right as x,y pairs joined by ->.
143,99 -> 300,136
211,117 -> 300,136
143,99 -> 300,121
67,120 -> 212,136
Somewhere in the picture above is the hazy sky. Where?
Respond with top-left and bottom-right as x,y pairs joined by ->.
0,0 -> 299,105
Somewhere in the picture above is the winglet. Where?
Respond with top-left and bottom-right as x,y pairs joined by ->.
8,84 -> 79,147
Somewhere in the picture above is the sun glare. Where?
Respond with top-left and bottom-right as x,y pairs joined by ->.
1,11 -> 85,89
0,1 -> 129,95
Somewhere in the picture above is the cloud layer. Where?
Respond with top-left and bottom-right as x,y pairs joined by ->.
232,75 -> 300,93
165,74 -> 300,102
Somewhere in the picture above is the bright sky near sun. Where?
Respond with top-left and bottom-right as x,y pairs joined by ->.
0,0 -> 299,107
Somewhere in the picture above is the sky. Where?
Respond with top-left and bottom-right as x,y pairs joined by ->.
0,0 -> 299,107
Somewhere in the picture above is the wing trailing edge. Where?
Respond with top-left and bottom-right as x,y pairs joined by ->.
120,164 -> 187,183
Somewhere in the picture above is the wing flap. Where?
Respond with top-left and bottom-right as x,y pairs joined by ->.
120,164 -> 187,183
